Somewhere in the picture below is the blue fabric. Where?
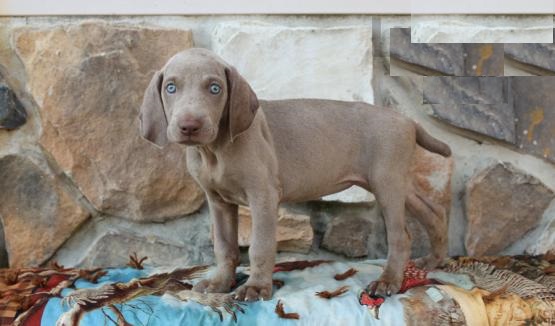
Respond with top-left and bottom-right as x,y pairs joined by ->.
41,261 -> 471,325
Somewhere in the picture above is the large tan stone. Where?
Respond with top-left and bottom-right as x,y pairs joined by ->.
238,206 -> 313,253
14,21 -> 205,221
0,155 -> 90,267
465,163 -> 554,256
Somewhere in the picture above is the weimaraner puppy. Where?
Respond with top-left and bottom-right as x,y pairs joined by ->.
139,48 -> 451,301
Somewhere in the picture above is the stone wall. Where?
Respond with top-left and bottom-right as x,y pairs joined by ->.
0,15 -> 553,268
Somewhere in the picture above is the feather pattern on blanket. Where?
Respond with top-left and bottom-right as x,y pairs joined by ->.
1,255 -> 554,325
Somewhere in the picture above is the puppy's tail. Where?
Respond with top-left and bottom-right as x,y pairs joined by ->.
414,123 -> 452,157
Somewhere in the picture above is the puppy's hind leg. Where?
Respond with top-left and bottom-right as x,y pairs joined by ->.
406,192 -> 448,270
367,174 -> 411,297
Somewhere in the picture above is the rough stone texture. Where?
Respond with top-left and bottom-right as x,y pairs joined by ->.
526,217 -> 555,255
212,22 -> 373,103
424,77 -> 515,143
424,77 -> 508,105
389,28 -> 503,76
238,206 -> 313,253
0,83 -> 26,129
321,186 -> 375,204
0,155 -> 90,267
390,28 -> 464,76
511,77 -> 555,164
321,214 -> 371,258
503,62 -> 537,77
79,232 -> 198,268
422,76 -> 555,163
14,22 -> 205,221
429,103 -> 515,143
505,31 -> 555,74
51,207 -> 214,268
501,200 -> 555,255
462,44 -> 504,76
411,15 -> 553,43
465,163 -> 555,256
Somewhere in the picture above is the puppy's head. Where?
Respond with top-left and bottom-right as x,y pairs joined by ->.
139,48 -> 259,147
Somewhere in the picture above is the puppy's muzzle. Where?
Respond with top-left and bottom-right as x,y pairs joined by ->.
179,119 -> 203,137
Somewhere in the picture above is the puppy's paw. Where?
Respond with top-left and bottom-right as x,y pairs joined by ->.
366,272 -> 403,297
233,282 -> 272,301
193,277 -> 233,294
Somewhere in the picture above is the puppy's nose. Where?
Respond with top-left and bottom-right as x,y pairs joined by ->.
179,119 -> 202,136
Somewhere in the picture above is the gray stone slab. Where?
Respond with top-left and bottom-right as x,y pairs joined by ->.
463,44 -> 504,76
511,76 -> 555,163
423,77 -> 509,104
390,28 -> 503,76
390,28 -> 464,76
505,31 -> 555,75
429,103 -> 515,143
0,84 -> 26,129
423,77 -> 514,143
79,232 -> 199,268
52,206 -> 215,268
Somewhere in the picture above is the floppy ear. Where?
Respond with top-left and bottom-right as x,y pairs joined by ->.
225,66 -> 259,142
139,70 -> 168,148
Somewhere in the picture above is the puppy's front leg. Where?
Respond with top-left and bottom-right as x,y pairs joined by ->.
193,193 -> 239,294
234,190 -> 279,301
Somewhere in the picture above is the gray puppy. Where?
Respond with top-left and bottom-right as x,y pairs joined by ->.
140,48 -> 451,301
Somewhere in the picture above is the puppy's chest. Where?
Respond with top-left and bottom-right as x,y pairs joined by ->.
208,173 -> 248,205
188,152 -> 248,205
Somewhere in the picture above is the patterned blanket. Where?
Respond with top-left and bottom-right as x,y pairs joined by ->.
1,254 -> 554,325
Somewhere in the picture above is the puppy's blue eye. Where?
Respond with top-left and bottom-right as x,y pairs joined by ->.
209,83 -> 221,95
166,83 -> 177,94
